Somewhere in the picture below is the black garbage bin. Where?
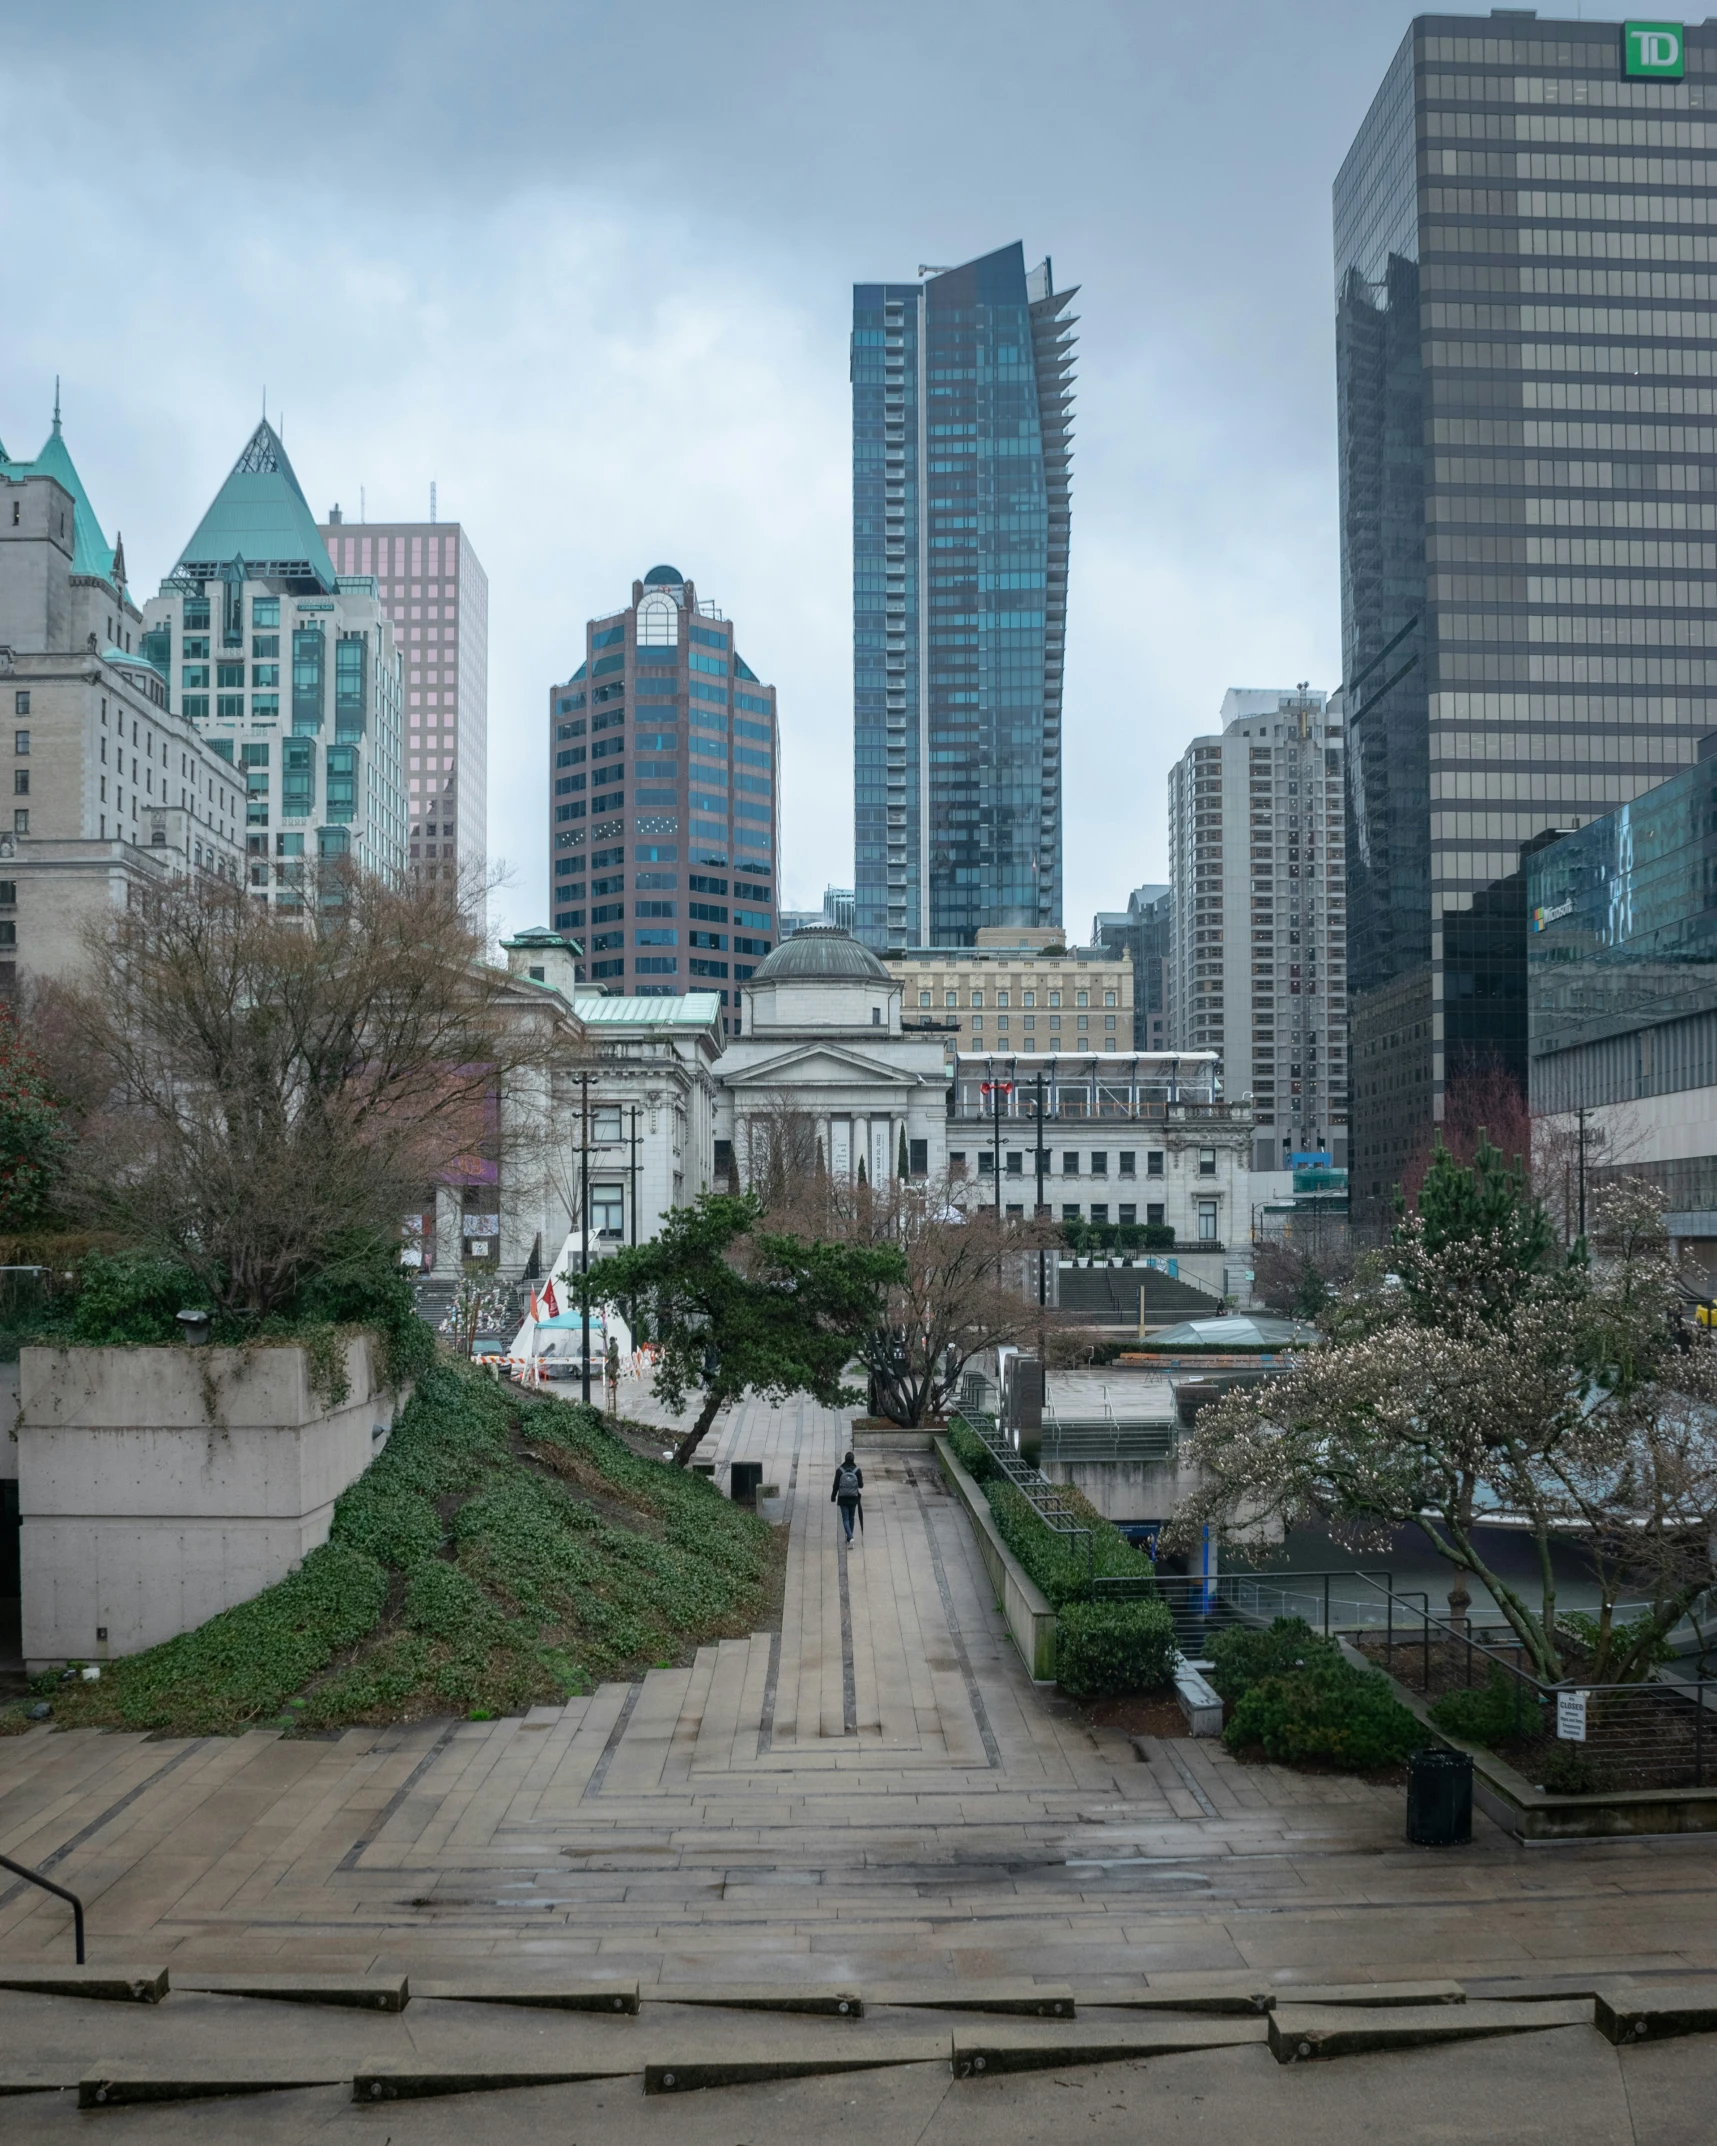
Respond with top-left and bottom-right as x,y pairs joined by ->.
1406,1744 -> 1473,1846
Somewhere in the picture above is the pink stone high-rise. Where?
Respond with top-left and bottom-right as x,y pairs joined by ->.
319,514 -> 488,897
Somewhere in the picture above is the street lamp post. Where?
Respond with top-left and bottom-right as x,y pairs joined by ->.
1034,1067 -> 1047,1308
580,1071 -> 592,1407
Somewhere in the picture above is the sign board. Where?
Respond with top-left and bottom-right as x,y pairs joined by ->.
1556,1688 -> 1589,1742
1624,22 -> 1685,77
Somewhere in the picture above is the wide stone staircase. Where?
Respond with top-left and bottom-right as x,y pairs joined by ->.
1055,1265 -> 1222,1327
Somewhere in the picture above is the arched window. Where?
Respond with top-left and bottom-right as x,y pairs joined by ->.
638,592 -> 679,646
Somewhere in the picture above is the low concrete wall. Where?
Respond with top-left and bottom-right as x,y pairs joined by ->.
18,1337 -> 400,1670
1041,1454 -> 1205,1523
934,1436 -> 1056,1683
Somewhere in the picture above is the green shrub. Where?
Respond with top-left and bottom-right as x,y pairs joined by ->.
945,1418 -> 997,1483
1056,1598 -> 1178,1697
70,1250 -> 204,1345
1207,1616 -> 1339,1702
1428,1665 -> 1541,1747
53,1542 -> 388,1735
1538,1739 -> 1605,1794
403,1561 -> 503,1643
984,1479 -> 1157,1609
1224,1658 -> 1423,1771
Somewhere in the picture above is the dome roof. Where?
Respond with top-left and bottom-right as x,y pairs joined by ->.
748,926 -> 893,985
643,563 -> 684,586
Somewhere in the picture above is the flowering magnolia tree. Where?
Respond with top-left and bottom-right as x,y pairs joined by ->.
1164,1141 -> 1717,1684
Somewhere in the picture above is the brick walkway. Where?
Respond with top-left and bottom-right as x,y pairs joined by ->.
3,1382 -> 1717,1989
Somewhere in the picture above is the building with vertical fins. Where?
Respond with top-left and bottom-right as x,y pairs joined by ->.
1336,15 -> 1717,1221
142,423 -> 405,902
851,243 -> 1075,953
319,511 -> 488,901
0,395 -> 244,988
548,567 -> 779,1029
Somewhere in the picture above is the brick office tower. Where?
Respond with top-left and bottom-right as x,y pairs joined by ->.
319,513 -> 488,900
549,566 -> 779,1029
1338,15 -> 1717,1219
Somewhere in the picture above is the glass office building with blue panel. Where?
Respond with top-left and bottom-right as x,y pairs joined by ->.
1528,750 -> 1717,1220
851,243 -> 1075,952
1336,16 -> 1717,1221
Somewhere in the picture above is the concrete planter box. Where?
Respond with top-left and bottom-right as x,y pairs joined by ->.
1349,1641 -> 1717,1840
935,1437 -> 1056,1682
18,1337 -> 402,1672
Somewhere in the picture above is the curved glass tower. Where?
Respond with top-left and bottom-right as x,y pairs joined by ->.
851,243 -> 1075,951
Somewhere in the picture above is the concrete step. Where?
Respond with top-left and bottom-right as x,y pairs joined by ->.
80,2060 -> 347,2108
357,2058 -> 637,2103
0,1966 -> 168,2003
1594,1980 -> 1717,2045
645,2037 -> 950,2095
1075,1977 -> 1272,2015
868,1981 -> 1074,2017
655,1984 -> 863,2016
1269,1997 -> 1590,2064
171,1971 -> 408,2011
951,2016 -> 1268,2078
414,1978 -> 639,2013
1275,1978 -> 1466,2008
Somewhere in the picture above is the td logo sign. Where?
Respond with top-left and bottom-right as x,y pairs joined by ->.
1624,21 -> 1685,76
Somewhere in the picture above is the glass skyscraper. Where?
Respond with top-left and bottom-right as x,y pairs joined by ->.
1336,14 -> 1717,1219
851,243 -> 1075,951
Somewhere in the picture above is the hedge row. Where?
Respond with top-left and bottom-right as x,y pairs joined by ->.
943,1417 -> 1174,1698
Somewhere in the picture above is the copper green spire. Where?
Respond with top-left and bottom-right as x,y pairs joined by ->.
173,419 -> 336,591
0,385 -> 118,584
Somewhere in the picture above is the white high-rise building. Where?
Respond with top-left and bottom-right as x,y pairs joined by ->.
1167,688 -> 1348,1172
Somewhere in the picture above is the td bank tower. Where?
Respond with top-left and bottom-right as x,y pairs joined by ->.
1336,13 -> 1717,1218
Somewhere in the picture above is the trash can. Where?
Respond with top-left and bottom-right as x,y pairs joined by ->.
1406,1744 -> 1473,1846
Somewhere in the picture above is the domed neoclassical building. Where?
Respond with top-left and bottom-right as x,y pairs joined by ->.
714,926 -> 948,1186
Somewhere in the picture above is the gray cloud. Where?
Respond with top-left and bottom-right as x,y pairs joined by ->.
0,0 -> 1416,933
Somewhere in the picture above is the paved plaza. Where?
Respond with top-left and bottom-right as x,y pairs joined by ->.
4,1383 -> 1717,2003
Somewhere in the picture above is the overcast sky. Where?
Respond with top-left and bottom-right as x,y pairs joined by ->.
1,0 -> 1420,940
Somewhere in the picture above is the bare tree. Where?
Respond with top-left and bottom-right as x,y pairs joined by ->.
759,1164 -> 1059,1427
51,864 -> 563,1314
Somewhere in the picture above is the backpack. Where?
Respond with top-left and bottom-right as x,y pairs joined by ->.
835,1463 -> 861,1500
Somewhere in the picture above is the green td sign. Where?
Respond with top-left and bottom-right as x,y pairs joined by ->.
1624,21 -> 1685,76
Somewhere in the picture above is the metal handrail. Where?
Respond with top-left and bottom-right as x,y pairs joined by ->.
0,1853 -> 85,1963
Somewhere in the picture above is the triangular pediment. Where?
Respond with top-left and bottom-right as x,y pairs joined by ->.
720,1041 -> 924,1089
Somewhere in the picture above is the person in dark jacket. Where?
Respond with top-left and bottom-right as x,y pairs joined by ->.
831,1450 -> 864,1543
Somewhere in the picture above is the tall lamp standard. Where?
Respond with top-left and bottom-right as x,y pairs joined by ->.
580,1071 -> 592,1407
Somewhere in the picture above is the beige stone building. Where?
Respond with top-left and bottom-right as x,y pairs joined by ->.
0,407 -> 245,990
884,925 -> 1131,1069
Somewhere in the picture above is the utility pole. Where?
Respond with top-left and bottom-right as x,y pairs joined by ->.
580,1071 -> 592,1407
993,1063 -> 1003,1210
1576,1105 -> 1589,1242
1034,1067 -> 1047,1308
628,1100 -> 640,1350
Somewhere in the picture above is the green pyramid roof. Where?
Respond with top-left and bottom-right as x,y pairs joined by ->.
1,408 -> 118,586
174,420 -> 336,590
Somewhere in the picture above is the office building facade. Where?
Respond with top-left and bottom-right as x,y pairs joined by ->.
887,927 -> 1129,1069
0,407 -> 244,987
319,514 -> 489,897
1337,14 -> 1717,1217
1528,748 -> 1717,1275
851,242 -> 1075,952
548,566 -> 778,1026
1167,689 -> 1347,1170
1093,884 -> 1172,1051
141,423 -> 405,900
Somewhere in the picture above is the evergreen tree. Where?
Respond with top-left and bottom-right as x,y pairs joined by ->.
0,1009 -> 69,1229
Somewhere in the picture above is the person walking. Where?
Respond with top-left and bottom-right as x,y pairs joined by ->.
831,1449 -> 864,1544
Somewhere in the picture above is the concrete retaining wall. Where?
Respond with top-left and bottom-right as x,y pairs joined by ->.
934,1436 -> 1056,1683
18,1337 -> 401,1670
